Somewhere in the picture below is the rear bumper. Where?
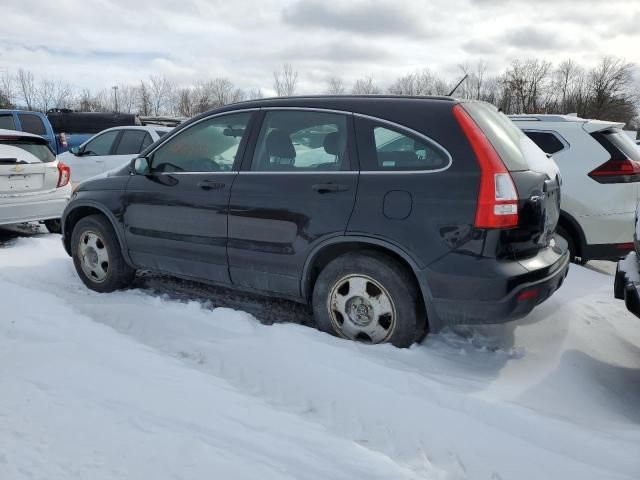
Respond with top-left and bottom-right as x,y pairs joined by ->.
583,242 -> 634,261
614,252 -> 640,319
420,239 -> 570,327
0,187 -> 71,226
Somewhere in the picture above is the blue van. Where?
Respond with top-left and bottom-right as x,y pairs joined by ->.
0,110 -> 60,153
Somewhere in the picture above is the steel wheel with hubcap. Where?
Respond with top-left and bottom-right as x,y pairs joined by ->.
78,231 -> 110,283
71,214 -> 135,293
313,251 -> 426,348
328,274 -> 397,343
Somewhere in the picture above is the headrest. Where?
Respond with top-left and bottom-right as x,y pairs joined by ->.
323,132 -> 339,156
266,129 -> 295,158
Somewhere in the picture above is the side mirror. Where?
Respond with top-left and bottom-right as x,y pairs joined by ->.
130,156 -> 150,175
69,146 -> 80,155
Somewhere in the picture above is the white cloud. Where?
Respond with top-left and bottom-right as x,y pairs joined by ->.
0,0 -> 638,93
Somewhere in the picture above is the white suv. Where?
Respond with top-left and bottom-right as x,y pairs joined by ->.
511,114 -> 639,263
0,129 -> 71,233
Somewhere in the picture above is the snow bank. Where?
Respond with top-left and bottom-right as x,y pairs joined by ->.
1,235 -> 639,480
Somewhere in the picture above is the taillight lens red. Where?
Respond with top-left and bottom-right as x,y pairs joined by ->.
452,104 -> 519,229
57,162 -> 70,188
588,158 -> 640,184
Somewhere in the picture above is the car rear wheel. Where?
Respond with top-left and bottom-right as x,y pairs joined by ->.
44,219 -> 62,234
312,252 -> 425,348
71,214 -> 135,293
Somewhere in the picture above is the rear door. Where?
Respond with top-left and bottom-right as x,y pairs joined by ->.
461,102 -> 562,256
227,109 -> 358,297
0,136 -> 58,199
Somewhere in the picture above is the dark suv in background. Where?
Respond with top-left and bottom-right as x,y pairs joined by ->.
61,96 -> 569,347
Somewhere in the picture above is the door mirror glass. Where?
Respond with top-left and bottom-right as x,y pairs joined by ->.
131,156 -> 150,175
69,146 -> 80,155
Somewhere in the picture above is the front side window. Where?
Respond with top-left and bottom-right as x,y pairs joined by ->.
18,114 -> 47,136
358,121 -> 449,171
151,112 -> 251,173
251,110 -> 349,171
115,130 -> 149,155
83,130 -> 120,156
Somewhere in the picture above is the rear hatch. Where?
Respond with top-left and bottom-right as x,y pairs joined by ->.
459,102 -> 562,259
0,135 -> 59,196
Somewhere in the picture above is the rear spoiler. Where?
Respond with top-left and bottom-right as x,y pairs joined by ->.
0,135 -> 49,144
582,119 -> 625,133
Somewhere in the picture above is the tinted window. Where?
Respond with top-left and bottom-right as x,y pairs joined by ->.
155,130 -> 169,137
371,126 -> 449,171
596,129 -> 640,161
524,131 -> 565,155
0,139 -> 55,163
151,112 -> 251,173
18,114 -> 47,136
462,102 -> 528,171
115,130 -> 148,155
83,130 -> 120,156
0,114 -> 16,130
251,110 -> 348,171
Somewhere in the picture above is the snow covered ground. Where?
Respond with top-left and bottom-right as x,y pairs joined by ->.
1,229 -> 639,480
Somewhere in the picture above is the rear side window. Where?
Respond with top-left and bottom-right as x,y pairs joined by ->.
0,114 -> 16,130
523,131 -> 566,155
18,114 -> 47,136
369,125 -> 448,171
462,102 -> 528,171
251,110 -> 349,171
115,130 -> 148,155
155,130 -> 169,137
0,140 -> 55,163
592,129 -> 640,162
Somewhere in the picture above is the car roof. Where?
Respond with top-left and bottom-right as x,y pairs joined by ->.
98,125 -> 173,134
0,128 -> 45,140
509,114 -> 625,132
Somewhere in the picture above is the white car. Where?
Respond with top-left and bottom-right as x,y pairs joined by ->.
511,114 -> 640,263
59,126 -> 172,183
0,129 -> 71,233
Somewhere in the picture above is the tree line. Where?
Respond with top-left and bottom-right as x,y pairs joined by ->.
0,57 -> 637,127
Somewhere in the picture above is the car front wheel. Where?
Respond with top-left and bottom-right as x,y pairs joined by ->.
71,214 -> 135,292
312,252 -> 426,348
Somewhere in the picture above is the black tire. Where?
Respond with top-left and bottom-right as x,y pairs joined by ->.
71,214 -> 135,293
312,251 -> 426,348
44,218 -> 62,234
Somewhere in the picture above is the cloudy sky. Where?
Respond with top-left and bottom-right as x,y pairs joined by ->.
2,0 -> 639,94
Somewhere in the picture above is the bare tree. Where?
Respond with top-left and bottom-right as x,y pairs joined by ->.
585,56 -> 637,123
388,70 -> 438,95
209,78 -> 245,107
16,69 -> 36,110
502,59 -> 552,113
247,88 -> 264,100
147,76 -> 174,116
137,80 -> 152,116
36,78 -> 73,112
352,76 -> 380,95
273,63 -> 298,96
326,76 -> 345,95
0,70 -> 14,108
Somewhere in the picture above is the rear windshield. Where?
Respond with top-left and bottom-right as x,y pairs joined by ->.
595,129 -> 640,161
462,102 -> 528,171
0,140 -> 55,163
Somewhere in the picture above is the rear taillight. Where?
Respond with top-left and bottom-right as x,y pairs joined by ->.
59,133 -> 68,148
57,162 -> 70,188
453,104 -> 519,229
588,158 -> 640,184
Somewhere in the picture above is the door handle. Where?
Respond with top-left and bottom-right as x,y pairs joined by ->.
197,180 -> 225,190
312,183 -> 349,194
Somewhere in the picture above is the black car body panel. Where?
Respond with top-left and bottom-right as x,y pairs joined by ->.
62,96 -> 569,331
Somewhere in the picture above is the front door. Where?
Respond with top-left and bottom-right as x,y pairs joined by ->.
227,109 -> 358,297
123,111 -> 255,283
68,129 -> 121,183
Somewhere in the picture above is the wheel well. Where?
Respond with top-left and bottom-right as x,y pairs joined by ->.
557,212 -> 584,258
63,207 -> 108,253
304,242 -> 426,310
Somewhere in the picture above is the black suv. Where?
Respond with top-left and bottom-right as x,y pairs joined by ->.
62,96 -> 569,347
